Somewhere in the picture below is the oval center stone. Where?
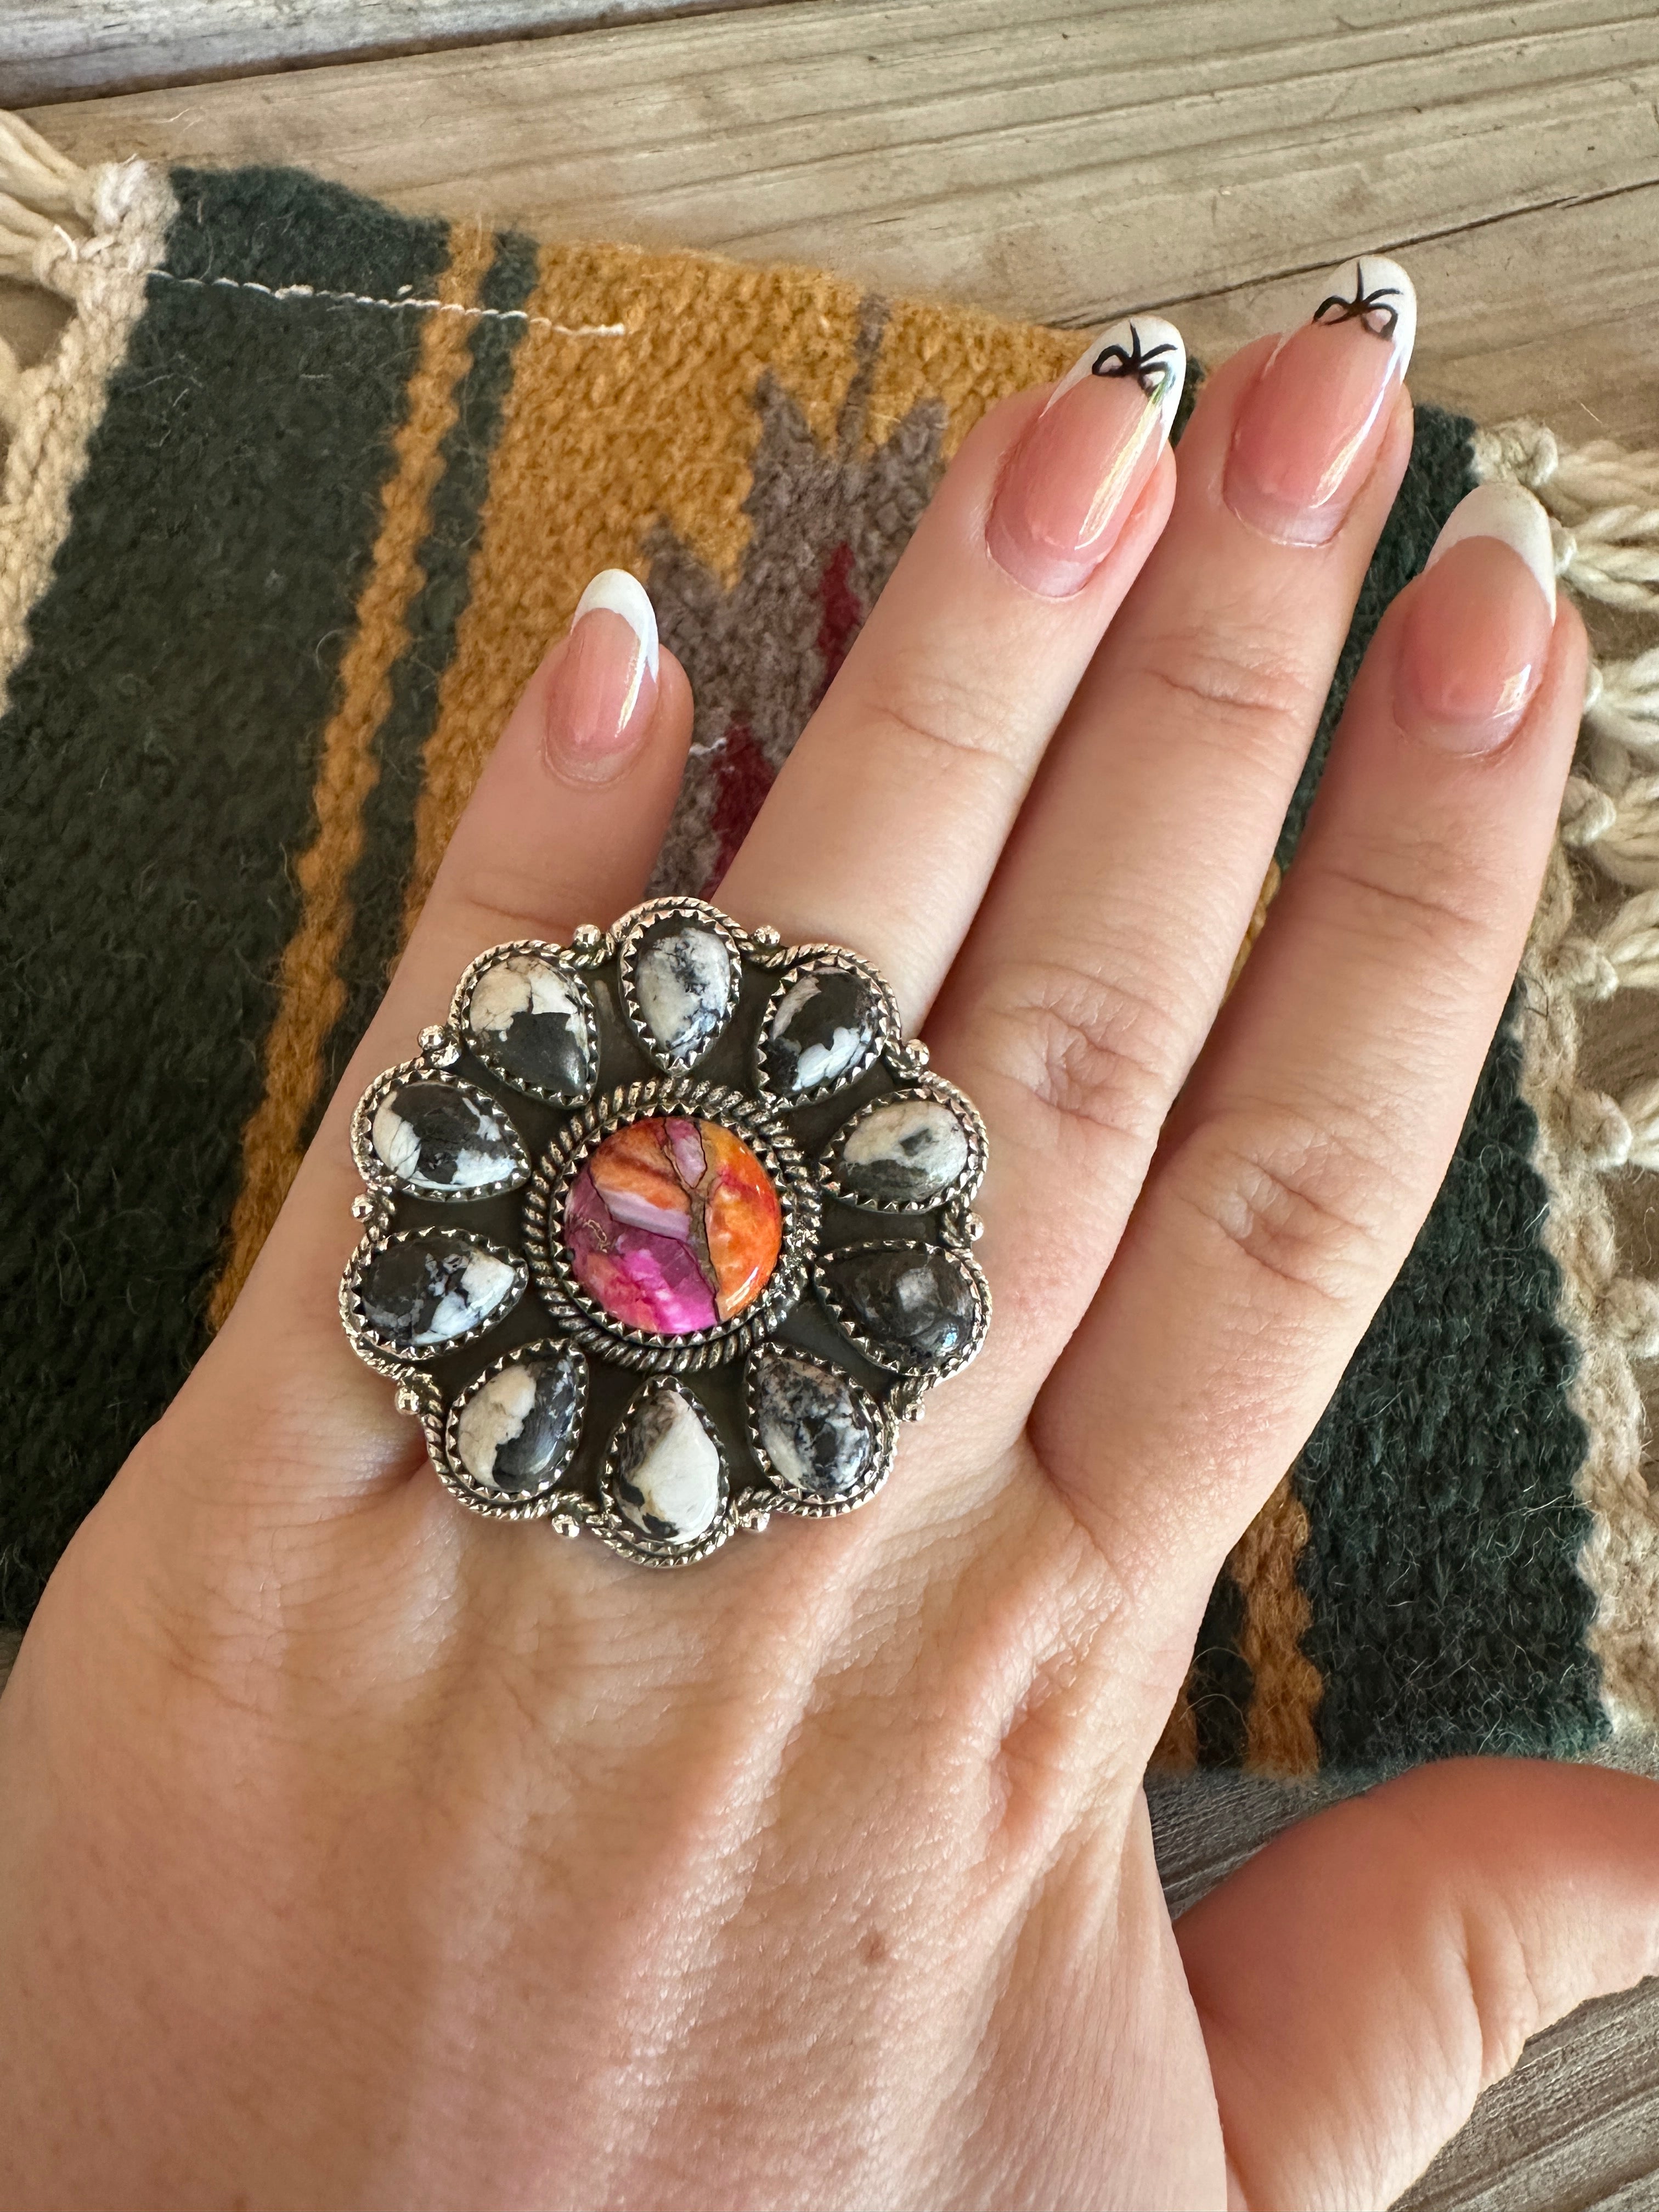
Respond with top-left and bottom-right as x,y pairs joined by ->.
564,1116 -> 782,1335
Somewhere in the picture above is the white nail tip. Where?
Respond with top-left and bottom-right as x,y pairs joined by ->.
572,568 -> 660,680
1044,314 -> 1187,439
1312,254 -> 1417,377
1424,481 -> 1558,620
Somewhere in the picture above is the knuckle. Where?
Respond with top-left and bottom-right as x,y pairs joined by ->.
978,955 -> 1186,1157
1133,626 -> 1323,758
1307,845 -> 1510,981
845,661 -> 1028,783
1167,1110 -> 1391,1310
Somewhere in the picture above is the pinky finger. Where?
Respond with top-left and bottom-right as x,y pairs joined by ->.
1037,485 -> 1584,1623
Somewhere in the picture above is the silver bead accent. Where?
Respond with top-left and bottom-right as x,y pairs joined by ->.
752,925 -> 781,949
417,1023 -> 462,1067
394,1384 -> 423,1416
572,923 -> 603,949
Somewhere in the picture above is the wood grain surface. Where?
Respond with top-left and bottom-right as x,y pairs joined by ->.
3,3 -> 1658,2205
1,0 -> 788,105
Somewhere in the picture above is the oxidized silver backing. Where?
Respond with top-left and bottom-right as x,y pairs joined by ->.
340,896 -> 990,1567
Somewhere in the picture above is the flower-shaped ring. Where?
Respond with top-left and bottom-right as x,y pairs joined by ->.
339,898 -> 991,1567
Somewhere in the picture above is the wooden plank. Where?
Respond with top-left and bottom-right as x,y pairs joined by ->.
0,0 -> 791,108
18,0 -> 1659,446
19,0 -> 1659,336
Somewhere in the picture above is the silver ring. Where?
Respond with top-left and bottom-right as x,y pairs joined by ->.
340,898 -> 990,1567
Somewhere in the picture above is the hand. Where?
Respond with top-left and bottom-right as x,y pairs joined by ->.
2,270 -> 1654,2212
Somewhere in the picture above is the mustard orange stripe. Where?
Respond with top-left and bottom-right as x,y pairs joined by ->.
208,221 -> 495,1329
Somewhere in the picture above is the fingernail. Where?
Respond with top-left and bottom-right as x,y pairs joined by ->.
987,315 -> 1185,597
1225,255 -> 1417,546
544,569 -> 659,781
1396,484 -> 1556,754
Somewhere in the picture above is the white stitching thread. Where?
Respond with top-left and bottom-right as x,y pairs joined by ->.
146,268 -> 628,337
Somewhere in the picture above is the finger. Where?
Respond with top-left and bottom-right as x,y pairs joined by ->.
1041,486 -> 1584,1618
928,258 -> 1419,1404
717,318 -> 1184,1021
206,573 -> 695,1435
1176,1758 -> 1659,2212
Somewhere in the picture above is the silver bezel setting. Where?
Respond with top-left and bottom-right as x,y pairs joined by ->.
521,1078 -> 819,1372
450,938 -> 603,1105
431,1339 -> 589,1520
752,948 -> 901,1107
816,1074 -> 988,1215
341,1225 -> 530,1368
340,896 -> 991,1568
616,896 -> 746,1074
741,1348 -> 896,1519
814,1236 -> 991,1381
350,1059 -> 532,1202
594,1375 -> 736,1567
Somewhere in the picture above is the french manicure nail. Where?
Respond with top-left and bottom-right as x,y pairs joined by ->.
544,568 -> 659,781
1225,254 -> 1417,546
987,315 -> 1186,597
1396,483 -> 1556,754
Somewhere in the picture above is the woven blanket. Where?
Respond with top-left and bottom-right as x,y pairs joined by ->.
2,114 -> 1657,1776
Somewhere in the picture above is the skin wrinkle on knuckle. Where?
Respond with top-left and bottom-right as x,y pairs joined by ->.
1302,843 -> 1515,977
1127,625 -> 1327,756
975,954 -> 1188,1160
1166,1112 -> 1393,1312
840,663 -> 1036,790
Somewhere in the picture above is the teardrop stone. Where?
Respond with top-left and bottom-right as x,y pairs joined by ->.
820,1245 -> 980,1371
610,1387 -> 724,1543
455,1352 -> 583,1492
830,1096 -> 971,1206
466,953 -> 595,1098
357,1233 -> 522,1355
752,1350 -> 876,1500
631,923 -> 734,1061
370,1080 -> 524,1195
760,964 -> 880,1097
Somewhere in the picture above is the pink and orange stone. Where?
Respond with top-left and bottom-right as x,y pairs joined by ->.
564,1116 -> 783,1335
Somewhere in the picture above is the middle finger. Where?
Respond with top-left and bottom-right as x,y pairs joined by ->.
717,316 -> 1185,1020
932,257 -> 1420,1401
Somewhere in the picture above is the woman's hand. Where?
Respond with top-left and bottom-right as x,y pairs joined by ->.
2,263 -> 1654,2212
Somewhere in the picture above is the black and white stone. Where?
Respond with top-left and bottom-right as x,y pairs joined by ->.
356,1233 -> 524,1356
630,922 -> 735,1063
369,1080 -> 526,1196
819,1244 -> 982,1372
759,963 -> 882,1098
608,1387 -> 725,1544
453,1350 -> 583,1493
751,1350 -> 878,1501
827,1096 -> 972,1207
465,952 -> 595,1099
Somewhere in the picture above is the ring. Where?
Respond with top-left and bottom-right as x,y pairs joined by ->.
340,898 -> 991,1567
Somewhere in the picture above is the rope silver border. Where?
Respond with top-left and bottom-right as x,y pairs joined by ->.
522,1077 -> 820,1373
340,898 -> 993,1567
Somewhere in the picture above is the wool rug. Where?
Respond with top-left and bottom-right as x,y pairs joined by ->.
2,112 -> 1657,1774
